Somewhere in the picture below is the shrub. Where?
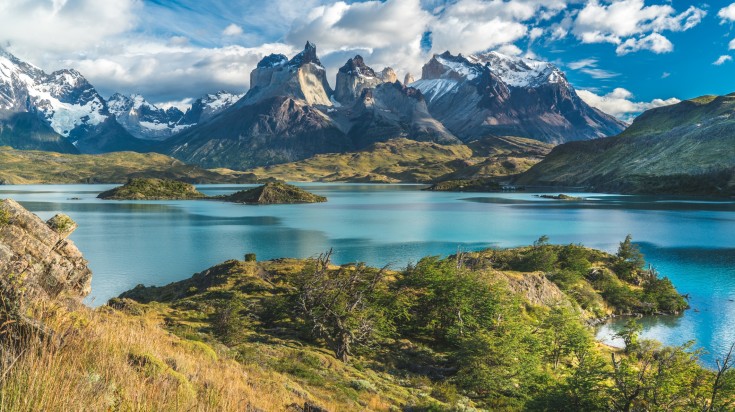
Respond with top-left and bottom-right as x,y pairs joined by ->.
244,253 -> 257,262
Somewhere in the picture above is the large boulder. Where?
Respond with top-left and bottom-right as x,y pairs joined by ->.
0,199 -> 91,308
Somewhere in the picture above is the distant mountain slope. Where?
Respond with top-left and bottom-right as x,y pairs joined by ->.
411,52 -> 626,144
247,136 -> 551,183
515,94 -> 735,195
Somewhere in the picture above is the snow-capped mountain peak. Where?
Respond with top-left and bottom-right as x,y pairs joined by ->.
0,49 -> 109,137
476,51 -> 567,88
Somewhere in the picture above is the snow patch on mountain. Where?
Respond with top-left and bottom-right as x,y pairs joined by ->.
410,78 -> 460,103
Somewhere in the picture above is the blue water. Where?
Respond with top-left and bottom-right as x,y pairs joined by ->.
1,184 -> 734,364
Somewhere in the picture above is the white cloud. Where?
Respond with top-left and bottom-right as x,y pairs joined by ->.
730,38 -> 735,50
616,32 -> 673,55
286,0 -> 431,82
568,58 -> 597,70
713,55 -> 732,66
62,41 -> 296,103
567,58 -> 619,79
572,0 -> 705,55
428,0 -> 566,55
581,68 -> 620,79
577,87 -> 680,121
661,72 -> 670,79
222,24 -> 243,37
0,0 -> 139,54
719,3 -> 735,23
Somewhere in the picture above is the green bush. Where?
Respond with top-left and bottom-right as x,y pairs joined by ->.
0,207 -> 9,226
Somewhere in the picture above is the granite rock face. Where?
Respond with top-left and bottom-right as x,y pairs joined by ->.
0,199 -> 91,306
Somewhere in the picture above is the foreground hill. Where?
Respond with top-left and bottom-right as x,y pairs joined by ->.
247,136 -> 552,183
0,146 -> 256,184
516,94 -> 735,195
3,200 -> 734,410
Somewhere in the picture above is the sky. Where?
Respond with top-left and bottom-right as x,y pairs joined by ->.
0,0 -> 733,120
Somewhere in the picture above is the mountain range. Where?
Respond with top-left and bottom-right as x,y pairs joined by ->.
0,42 -> 625,170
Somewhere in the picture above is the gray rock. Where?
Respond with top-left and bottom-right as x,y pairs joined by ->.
0,199 -> 92,308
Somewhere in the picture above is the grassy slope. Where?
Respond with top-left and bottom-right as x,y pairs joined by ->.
0,147 -> 257,184
516,94 -> 735,195
247,137 -> 552,183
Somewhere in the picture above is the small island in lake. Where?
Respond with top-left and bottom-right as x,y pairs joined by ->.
218,182 -> 327,204
97,178 -> 207,200
424,178 -> 504,192
537,194 -> 585,200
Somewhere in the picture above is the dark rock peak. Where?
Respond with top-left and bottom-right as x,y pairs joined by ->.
165,106 -> 184,119
257,53 -> 288,68
288,41 -> 322,67
339,55 -> 376,77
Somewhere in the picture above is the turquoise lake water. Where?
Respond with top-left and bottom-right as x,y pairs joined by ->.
1,183 -> 734,364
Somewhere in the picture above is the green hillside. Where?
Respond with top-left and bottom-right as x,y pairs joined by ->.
516,94 -> 735,195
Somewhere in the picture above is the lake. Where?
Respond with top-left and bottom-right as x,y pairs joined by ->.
2,183 -> 734,364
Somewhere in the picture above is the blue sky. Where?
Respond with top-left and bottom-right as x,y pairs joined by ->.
1,0 -> 733,119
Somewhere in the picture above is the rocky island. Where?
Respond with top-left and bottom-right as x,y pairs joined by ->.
97,178 -> 207,200
217,181 -> 327,204
537,194 -> 585,200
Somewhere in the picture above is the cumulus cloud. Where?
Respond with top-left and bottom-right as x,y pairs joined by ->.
0,0 -> 139,54
719,3 -> 735,23
616,33 -> 673,55
713,55 -> 732,66
730,38 -> 735,50
428,0 -> 566,55
286,0 -> 431,81
572,0 -> 705,55
61,41 -> 296,102
577,88 -> 680,121
222,24 -> 243,37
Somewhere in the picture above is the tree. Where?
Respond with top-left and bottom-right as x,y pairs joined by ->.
702,341 -> 735,411
542,306 -> 593,369
615,235 -> 645,281
615,319 -> 643,354
294,250 -> 391,362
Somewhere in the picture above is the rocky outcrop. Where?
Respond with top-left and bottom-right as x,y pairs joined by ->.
347,81 -> 460,147
244,42 -> 333,107
0,199 -> 91,308
333,55 -> 383,105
